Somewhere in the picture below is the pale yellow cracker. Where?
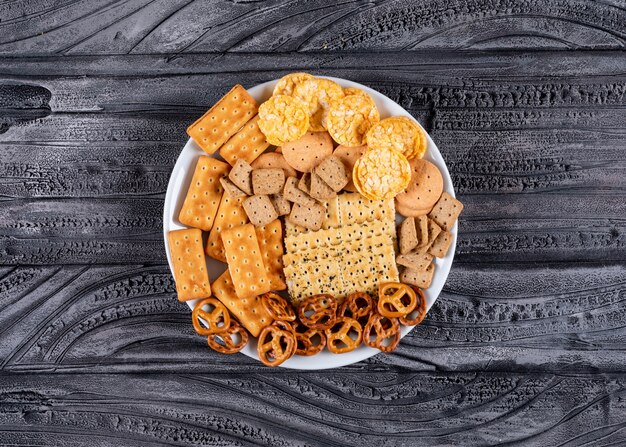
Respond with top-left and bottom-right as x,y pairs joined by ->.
187,85 -> 257,154
273,72 -> 314,96
212,269 -> 272,337
284,255 -> 345,304
258,95 -> 309,146
205,194 -> 249,262
327,95 -> 380,147
353,148 -> 411,200
293,78 -> 344,131
321,196 -> 341,229
255,220 -> 287,291
365,116 -> 427,160
220,115 -> 270,166
221,223 -> 271,299
283,227 -> 343,256
178,157 -> 229,231
167,228 -> 211,301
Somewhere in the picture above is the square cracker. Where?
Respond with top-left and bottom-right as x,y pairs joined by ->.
187,85 -> 257,154
283,255 -> 344,304
243,194 -> 278,227
178,157 -> 229,231
401,264 -> 436,289
205,194 -> 249,262
337,193 -> 394,226
270,194 -> 291,216
220,115 -> 270,166
252,168 -> 285,195
298,173 -> 311,195
396,252 -> 433,271
417,218 -> 442,253
287,202 -> 325,231
220,177 -> 246,198
398,217 -> 418,254
212,269 -> 272,337
228,159 -> 253,195
255,220 -> 287,291
313,155 -> 349,192
167,229 -> 211,301
415,215 -> 429,248
283,176 -> 316,207
428,192 -> 464,231
310,171 -> 336,200
221,223 -> 272,299
428,230 -> 453,258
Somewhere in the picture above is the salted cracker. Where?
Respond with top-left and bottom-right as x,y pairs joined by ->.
313,155 -> 349,192
428,192 -> 464,231
415,215 -> 429,248
255,220 -> 287,291
219,177 -> 246,198
219,115 -> 270,166
167,228 -> 211,301
337,193 -> 395,226
401,264 -> 436,289
252,168 -> 285,195
270,194 -> 291,216
310,172 -> 336,200
243,194 -> 278,227
205,194 -> 249,262
228,159 -> 253,195
281,131 -> 334,172
284,255 -> 344,304
251,152 -> 297,178
297,172 -> 312,195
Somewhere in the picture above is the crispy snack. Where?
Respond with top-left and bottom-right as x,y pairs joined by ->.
327,94 -> 380,147
333,145 -> 367,192
395,159 -> 443,212
325,317 -> 362,354
395,200 -> 433,217
298,294 -> 338,330
207,319 -> 249,354
261,292 -> 296,322
363,313 -> 401,352
293,78 -> 344,131
251,152 -> 298,178
428,192 -> 464,231
399,285 -> 428,326
343,87 -> 371,99
192,298 -> 231,335
168,229 -> 211,302
365,116 -> 427,160
294,322 -> 326,356
205,194 -> 248,262
273,72 -> 314,96
258,95 -> 309,146
257,324 -> 296,367
255,220 -> 287,291
220,115 -> 270,166
378,282 -> 417,318
338,292 -> 374,326
281,131 -> 334,173
353,148 -> 411,200
271,321 -> 297,357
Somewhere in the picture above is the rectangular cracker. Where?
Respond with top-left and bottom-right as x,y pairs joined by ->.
243,194 -> 278,227
252,168 -> 285,195
415,215 -> 429,248
283,176 -> 316,207
187,85 -> 258,154
228,159 -> 253,195
178,157 -> 229,231
310,172 -> 336,200
255,220 -> 287,291
270,194 -> 291,216
417,218 -> 442,253
205,194 -> 249,262
401,264 -> 436,289
339,236 -> 398,297
221,223 -> 271,299
287,202 -> 325,231
219,115 -> 270,166
337,193 -> 395,226
428,192 -> 464,231
298,173 -> 311,195
321,196 -> 341,230
396,252 -> 433,271
284,226 -> 343,254
167,229 -> 211,301
212,269 -> 272,337
313,155 -> 349,191
284,255 -> 344,304
219,177 -> 246,198
428,230 -> 453,258
398,217 -> 418,254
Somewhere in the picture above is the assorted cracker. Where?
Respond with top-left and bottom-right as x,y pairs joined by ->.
313,155 -> 349,192
398,217 -> 418,254
243,194 -> 278,227
205,194 -> 249,262
287,202 -> 325,231
219,177 -> 246,199
283,176 -> 316,207
281,131 -> 334,172
428,192 -> 464,231
228,159 -> 253,195
252,168 -> 285,195
167,228 -> 211,301
270,194 -> 291,216
251,152 -> 297,178
219,115 -> 270,166
310,171 -> 336,200
255,220 -> 287,291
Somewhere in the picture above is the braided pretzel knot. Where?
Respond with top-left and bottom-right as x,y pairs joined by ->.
325,317 -> 362,354
298,294 -> 337,330
399,285 -> 427,326
294,322 -> 326,356
261,292 -> 296,322
363,313 -> 401,353
207,320 -> 249,354
378,282 -> 417,318
339,292 -> 373,326
192,298 -> 231,335
257,325 -> 296,367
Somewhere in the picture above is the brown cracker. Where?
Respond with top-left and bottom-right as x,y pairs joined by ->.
287,202 -> 325,231
428,230 -> 453,258
255,220 -> 287,291
401,264 -> 435,289
251,152 -> 297,178
281,131 -> 333,172
333,145 -> 367,192
428,192 -> 464,231
187,85 -> 257,154
178,157 -> 229,231
415,215 -> 429,248
221,223 -> 272,299
310,172 -> 336,200
298,172 -> 311,194
398,217 -> 418,254
219,177 -> 246,198
243,194 -> 278,227
252,168 -> 285,195
395,158 -> 444,211
313,155 -> 349,192
283,176 -> 316,207
228,159 -> 253,195
219,115 -> 269,166
421,218 -> 442,252
396,252 -> 433,271
270,194 -> 291,216
167,229 -> 211,301
395,200 -> 432,218
205,194 -> 249,262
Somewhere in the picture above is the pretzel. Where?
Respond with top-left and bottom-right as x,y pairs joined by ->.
192,298 -> 231,335
293,322 -> 326,356
399,285 -> 428,326
271,320 -> 297,357
298,294 -> 338,330
261,292 -> 296,322
207,320 -> 249,354
377,282 -> 417,318
363,313 -> 401,352
338,292 -> 374,326
257,324 -> 296,367
325,317 -> 362,354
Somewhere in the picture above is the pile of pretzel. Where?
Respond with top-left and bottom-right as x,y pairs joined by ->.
191,282 -> 427,367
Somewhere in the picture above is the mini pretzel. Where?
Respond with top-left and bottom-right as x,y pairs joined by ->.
378,282 -> 417,318
298,294 -> 338,330
261,292 -> 296,322
338,292 -> 374,326
207,320 -> 249,354
294,322 -> 326,356
257,324 -> 296,367
192,298 -> 231,335
399,286 -> 428,326
271,320 -> 297,357
363,313 -> 401,353
325,317 -> 362,354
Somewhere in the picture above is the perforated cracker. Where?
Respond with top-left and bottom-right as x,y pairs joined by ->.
428,192 -> 464,231
258,95 -> 309,146
284,255 -> 344,304
187,85 -> 257,154
205,194 -> 249,262
251,152 -> 297,178
255,220 -> 287,291
337,193 -> 395,226
428,230 -> 453,258
220,115 -> 270,166
401,264 -> 435,289
178,157 -> 229,231
243,194 -> 278,227
396,252 -> 433,271
167,228 -> 211,301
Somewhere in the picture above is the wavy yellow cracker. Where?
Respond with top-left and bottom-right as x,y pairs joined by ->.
258,95 -> 309,146
273,72 -> 314,96
327,95 -> 380,147
365,116 -> 427,160
353,147 -> 411,200
293,78 -> 344,132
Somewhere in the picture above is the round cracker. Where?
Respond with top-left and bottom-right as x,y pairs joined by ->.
343,87 -> 372,100
258,95 -> 309,146
365,116 -> 427,160
333,145 -> 367,192
353,147 -> 411,200
281,131 -> 334,172
395,158 -> 443,210
251,152 -> 297,178
327,95 -> 380,147
293,78 -> 344,132
273,72 -> 314,97
395,200 -> 432,217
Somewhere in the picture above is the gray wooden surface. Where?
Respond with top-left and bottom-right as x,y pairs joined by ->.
1,1 -> 626,446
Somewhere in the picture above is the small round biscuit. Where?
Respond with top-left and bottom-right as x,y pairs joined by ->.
327,95 -> 380,147
258,95 -> 309,146
333,145 -> 367,192
395,158 -> 443,211
273,72 -> 314,97
294,78 -> 344,132
353,147 -> 411,200
365,116 -> 427,160
281,131 -> 334,172
251,152 -> 298,178
395,200 -> 433,217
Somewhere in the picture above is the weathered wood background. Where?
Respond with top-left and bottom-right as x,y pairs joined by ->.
1,1 -> 626,445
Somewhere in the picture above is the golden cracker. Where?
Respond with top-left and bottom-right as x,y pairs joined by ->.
258,94 -> 309,146
220,115 -> 270,166
205,194 -> 249,262
395,158 -> 444,211
255,220 -> 287,291
167,228 -> 211,301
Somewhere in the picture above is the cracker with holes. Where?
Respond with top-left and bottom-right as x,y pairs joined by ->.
255,219 -> 287,291
168,228 -> 211,301
428,230 -> 453,258
395,158 -> 443,212
415,215 -> 429,249
179,157 -> 229,231
219,177 -> 246,198
313,155 -> 349,192
401,264 -> 436,289
398,217 -> 418,254
243,194 -> 278,227
428,191 -> 464,231
298,172 -> 311,195
252,168 -> 285,195
221,223 -> 272,299
287,202 -> 325,231
396,252 -> 433,271
270,194 -> 291,216
220,115 -> 270,166
251,152 -> 297,178
281,131 -> 333,172
187,85 -> 257,154
228,159 -> 253,195
310,172 -> 336,200
283,176 -> 316,207
333,145 -> 367,192
205,194 -> 249,262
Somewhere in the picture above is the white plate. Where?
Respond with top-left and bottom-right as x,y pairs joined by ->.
163,77 -> 457,369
